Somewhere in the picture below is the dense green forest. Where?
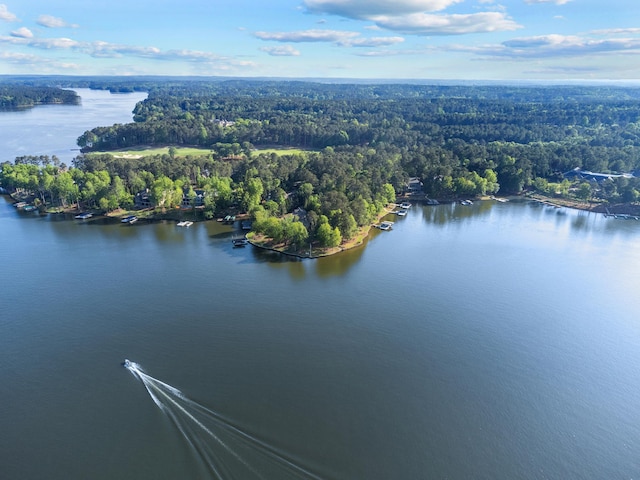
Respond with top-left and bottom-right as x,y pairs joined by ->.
2,79 -> 640,248
0,85 -> 80,109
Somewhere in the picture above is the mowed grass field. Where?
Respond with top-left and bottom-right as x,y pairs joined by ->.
90,146 -> 213,159
90,146 -> 313,159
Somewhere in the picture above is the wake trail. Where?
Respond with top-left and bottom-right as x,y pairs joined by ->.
123,360 -> 322,480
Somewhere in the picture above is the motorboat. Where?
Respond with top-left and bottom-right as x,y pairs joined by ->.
232,237 -> 248,247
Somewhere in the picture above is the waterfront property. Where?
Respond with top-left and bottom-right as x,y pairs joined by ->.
563,167 -> 635,183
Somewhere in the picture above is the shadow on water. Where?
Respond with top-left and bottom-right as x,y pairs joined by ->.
249,248 -> 308,280
314,241 -> 366,278
418,200 -> 493,226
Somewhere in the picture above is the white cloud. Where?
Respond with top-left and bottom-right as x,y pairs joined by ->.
260,45 -> 301,56
354,48 -> 421,56
255,29 -> 360,43
0,35 -> 80,49
10,27 -> 33,38
524,0 -> 573,4
304,0 -> 463,18
37,14 -> 78,28
450,33 -> 640,59
303,0 -> 520,36
0,4 -> 18,21
590,28 -> 640,36
0,34 -> 255,70
372,12 -> 522,35
0,51 -> 78,70
345,36 -> 404,47
254,28 -> 404,48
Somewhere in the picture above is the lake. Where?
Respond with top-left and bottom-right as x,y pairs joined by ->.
1,94 -> 640,480
0,88 -> 147,164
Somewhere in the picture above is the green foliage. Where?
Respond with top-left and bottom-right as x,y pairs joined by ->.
576,182 -> 593,202
0,86 -> 79,109
282,217 -> 308,248
6,80 -> 640,226
151,175 -> 182,209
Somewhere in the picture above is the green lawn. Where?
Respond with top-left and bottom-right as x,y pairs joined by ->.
251,147 -> 310,157
90,146 -> 213,159
90,145 -> 314,159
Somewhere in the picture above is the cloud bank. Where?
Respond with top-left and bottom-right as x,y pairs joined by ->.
302,0 -> 521,35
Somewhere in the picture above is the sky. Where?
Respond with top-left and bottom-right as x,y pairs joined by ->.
1,0 -> 639,81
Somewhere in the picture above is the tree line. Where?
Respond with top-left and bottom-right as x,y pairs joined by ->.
3,79 -> 640,247
0,86 -> 79,109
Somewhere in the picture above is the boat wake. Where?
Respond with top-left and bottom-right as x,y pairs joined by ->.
123,360 -> 322,480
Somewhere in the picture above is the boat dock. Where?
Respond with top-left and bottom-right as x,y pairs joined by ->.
374,221 -> 394,230
604,208 -> 639,220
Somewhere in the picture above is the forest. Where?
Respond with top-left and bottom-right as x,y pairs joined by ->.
0,85 -> 80,109
2,79 -> 640,248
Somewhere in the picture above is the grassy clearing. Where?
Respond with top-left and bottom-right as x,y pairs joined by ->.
90,146 -> 213,159
251,147 -> 312,157
89,145 -> 315,159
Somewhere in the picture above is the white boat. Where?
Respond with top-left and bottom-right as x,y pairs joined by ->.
378,221 -> 394,230
177,221 -> 193,227
396,210 -> 408,216
75,212 -> 93,220
121,215 -> 138,224
460,200 -> 473,206
400,202 -> 412,209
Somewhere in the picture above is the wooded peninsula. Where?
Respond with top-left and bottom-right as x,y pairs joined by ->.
1,78 -> 640,254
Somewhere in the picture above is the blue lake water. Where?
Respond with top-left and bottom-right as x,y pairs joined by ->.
1,94 -> 640,479
0,88 -> 147,164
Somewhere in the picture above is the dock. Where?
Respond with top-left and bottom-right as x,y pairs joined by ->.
374,221 -> 395,231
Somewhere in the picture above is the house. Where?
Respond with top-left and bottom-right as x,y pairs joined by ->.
134,190 -> 152,209
181,189 -> 205,208
563,167 -> 634,183
406,177 -> 423,193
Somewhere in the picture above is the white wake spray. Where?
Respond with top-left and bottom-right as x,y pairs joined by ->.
123,360 -> 323,480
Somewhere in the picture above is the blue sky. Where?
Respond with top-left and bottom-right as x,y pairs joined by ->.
1,0 -> 639,80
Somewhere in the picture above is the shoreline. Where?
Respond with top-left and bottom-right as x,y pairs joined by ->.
246,203 -> 397,259
6,191 -> 639,258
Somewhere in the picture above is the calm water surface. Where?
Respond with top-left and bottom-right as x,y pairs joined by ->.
1,96 -> 640,479
0,88 -> 147,164
1,198 -> 640,480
